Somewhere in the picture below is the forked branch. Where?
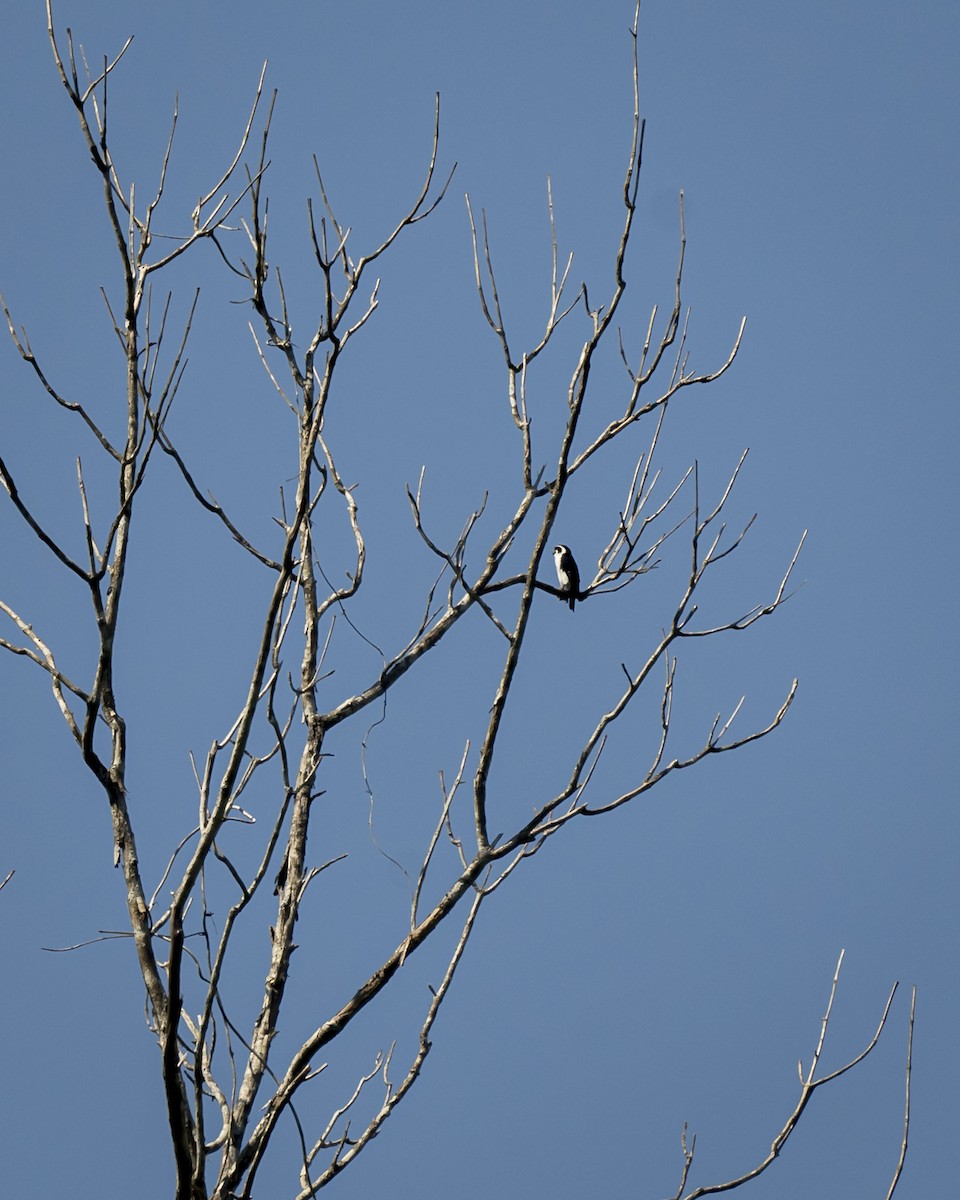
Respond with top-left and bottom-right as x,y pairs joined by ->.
667,951 -> 909,1199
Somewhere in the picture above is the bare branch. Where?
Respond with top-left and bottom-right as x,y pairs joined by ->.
676,952 -> 901,1198
7,9 -> 863,1199
886,985 -> 916,1199
1,293 -> 120,457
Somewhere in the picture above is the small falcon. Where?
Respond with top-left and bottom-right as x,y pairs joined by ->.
553,544 -> 580,611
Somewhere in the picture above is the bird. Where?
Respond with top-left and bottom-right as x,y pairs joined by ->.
553,545 -> 580,611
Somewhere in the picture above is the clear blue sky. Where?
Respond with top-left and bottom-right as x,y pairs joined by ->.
1,2 -> 956,1196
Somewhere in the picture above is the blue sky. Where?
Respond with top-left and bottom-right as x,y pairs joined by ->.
1,2 -> 957,1197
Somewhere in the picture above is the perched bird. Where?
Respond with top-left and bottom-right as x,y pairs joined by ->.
553,545 -> 580,611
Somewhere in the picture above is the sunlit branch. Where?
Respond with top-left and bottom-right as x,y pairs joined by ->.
4,7 -> 857,1198
672,951 -> 901,1198
295,889 -> 485,1197
885,985 -> 915,1200
0,600 -> 88,742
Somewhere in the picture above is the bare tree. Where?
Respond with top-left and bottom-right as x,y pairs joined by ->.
0,4 -> 912,1198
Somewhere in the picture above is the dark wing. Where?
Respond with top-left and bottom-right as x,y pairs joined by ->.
566,552 -> 579,610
